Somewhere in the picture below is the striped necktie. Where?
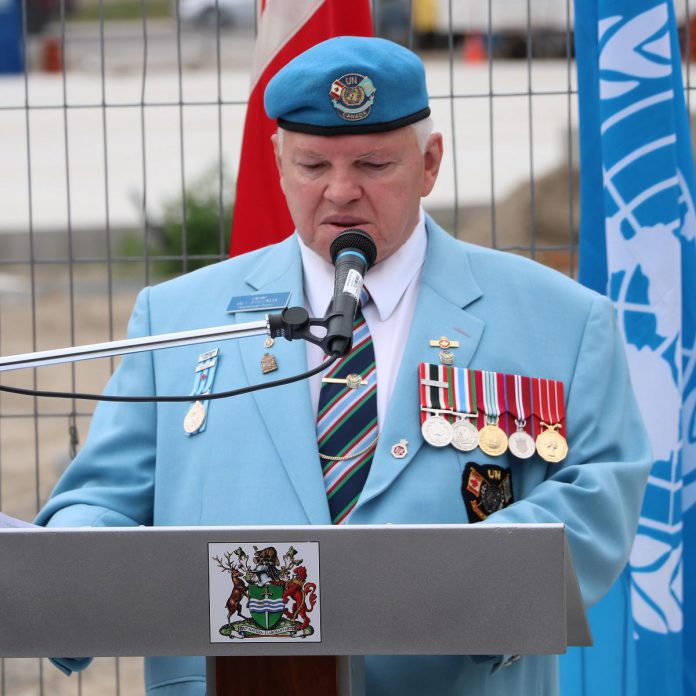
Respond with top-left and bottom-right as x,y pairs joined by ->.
317,288 -> 378,524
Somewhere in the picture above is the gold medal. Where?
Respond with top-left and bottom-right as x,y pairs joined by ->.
183,400 -> 206,434
535,423 -> 568,463
478,423 -> 508,456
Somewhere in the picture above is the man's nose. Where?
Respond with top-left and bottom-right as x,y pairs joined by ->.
323,171 -> 361,206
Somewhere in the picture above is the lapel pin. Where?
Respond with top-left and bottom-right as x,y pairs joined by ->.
260,353 -> 278,374
439,350 -> 455,365
429,336 -> 460,349
391,439 -> 408,459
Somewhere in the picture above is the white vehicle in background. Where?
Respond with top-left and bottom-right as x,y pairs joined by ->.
174,0 -> 256,28
411,0 -> 696,57
418,0 -> 696,33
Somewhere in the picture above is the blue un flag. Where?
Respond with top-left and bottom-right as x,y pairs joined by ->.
562,0 -> 696,694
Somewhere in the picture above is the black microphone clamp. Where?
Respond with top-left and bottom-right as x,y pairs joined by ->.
268,229 -> 378,357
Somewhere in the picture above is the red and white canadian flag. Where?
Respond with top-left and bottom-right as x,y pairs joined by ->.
229,0 -> 373,257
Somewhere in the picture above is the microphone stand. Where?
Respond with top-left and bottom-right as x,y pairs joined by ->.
0,306 -> 341,374
0,319 -> 270,373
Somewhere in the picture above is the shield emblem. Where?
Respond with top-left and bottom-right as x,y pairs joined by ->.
248,584 -> 285,630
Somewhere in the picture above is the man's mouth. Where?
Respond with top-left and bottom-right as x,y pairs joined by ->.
321,218 -> 369,230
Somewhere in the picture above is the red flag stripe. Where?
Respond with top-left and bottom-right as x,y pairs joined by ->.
230,0 -> 373,257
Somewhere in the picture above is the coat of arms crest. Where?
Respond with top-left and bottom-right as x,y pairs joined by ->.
208,542 -> 321,642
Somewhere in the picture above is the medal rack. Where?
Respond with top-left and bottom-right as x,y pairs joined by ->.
419,363 -> 568,463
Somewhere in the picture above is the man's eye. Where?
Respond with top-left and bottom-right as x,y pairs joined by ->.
299,162 -> 325,171
362,161 -> 390,171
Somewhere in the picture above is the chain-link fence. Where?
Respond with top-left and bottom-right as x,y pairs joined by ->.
0,0 -> 692,693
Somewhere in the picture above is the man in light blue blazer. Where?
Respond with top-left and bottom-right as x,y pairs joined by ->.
36,37 -> 651,695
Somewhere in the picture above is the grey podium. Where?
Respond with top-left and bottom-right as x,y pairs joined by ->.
0,523 -> 591,695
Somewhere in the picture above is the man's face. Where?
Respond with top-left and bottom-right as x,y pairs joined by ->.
273,126 -> 443,264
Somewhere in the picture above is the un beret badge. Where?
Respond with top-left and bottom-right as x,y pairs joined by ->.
329,73 -> 376,121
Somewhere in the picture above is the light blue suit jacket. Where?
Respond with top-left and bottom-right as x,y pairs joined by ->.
36,218 -> 651,695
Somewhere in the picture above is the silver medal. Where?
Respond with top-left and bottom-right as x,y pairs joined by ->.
421,415 -> 454,447
508,430 -> 536,459
451,418 -> 479,452
183,400 -> 206,434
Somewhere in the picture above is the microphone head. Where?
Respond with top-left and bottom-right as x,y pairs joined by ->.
329,229 -> 378,271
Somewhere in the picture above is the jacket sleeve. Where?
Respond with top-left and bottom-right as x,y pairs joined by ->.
482,294 -> 652,607
34,287 -> 157,529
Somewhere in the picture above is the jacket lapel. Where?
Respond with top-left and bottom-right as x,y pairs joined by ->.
233,236 -> 332,524
358,219 -> 486,508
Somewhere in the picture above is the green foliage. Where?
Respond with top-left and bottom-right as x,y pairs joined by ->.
122,168 -> 233,279
70,0 -> 171,23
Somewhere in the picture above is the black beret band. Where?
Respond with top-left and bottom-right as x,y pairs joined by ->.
277,107 -> 432,136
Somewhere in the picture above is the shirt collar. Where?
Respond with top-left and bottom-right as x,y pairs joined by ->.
298,209 -> 427,321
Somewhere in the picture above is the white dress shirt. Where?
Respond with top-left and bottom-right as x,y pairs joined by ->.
298,210 -> 427,430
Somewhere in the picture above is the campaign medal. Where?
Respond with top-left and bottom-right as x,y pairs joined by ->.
449,366 -> 479,452
533,377 -> 568,463
421,414 -> 454,447
184,401 -> 206,434
451,419 -> 479,452
419,363 -> 454,447
461,463 -> 514,523
506,373 -> 535,460
478,370 -> 508,456
536,424 -> 569,463
184,348 -> 220,436
509,429 -> 535,459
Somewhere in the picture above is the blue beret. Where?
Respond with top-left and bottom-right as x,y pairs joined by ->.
264,36 -> 430,135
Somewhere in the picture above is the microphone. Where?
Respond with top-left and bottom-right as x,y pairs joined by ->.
325,229 -> 378,357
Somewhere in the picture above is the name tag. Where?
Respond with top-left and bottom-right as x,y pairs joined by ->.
226,292 -> 291,314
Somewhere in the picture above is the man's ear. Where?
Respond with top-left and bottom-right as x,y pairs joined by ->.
421,132 -> 443,198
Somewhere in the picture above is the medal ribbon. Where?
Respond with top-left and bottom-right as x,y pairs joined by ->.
482,370 -> 501,424
187,349 -> 219,435
506,373 -> 533,437
418,363 -> 453,423
532,377 -> 566,437
418,363 -> 429,423
451,366 -> 476,417
552,379 -> 566,437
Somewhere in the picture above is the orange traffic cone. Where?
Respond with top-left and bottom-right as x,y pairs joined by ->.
41,36 -> 63,73
462,34 -> 487,63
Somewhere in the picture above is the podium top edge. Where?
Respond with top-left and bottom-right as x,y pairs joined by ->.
0,523 -> 566,533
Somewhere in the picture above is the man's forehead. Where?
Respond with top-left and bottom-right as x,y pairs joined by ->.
284,128 -> 415,156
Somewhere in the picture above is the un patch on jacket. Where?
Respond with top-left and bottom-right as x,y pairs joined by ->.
461,463 -> 514,523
